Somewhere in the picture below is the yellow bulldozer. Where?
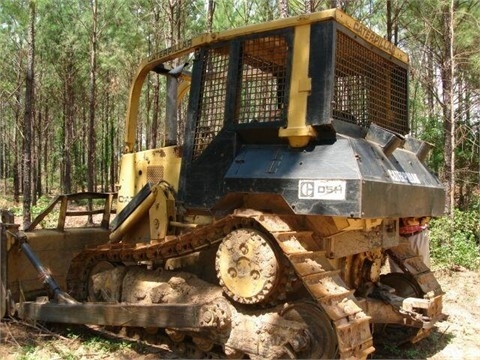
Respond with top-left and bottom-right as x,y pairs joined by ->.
1,9 -> 444,359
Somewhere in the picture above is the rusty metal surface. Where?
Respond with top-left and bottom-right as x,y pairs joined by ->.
242,212 -> 375,359
19,299 -> 230,329
215,228 -> 283,304
26,192 -> 116,231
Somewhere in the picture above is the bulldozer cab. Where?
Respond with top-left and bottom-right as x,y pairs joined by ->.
118,9 -> 412,214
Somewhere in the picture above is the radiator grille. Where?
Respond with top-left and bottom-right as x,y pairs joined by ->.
334,31 -> 409,134
147,165 -> 164,184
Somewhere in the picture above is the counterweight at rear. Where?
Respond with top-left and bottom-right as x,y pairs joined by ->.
1,9 -> 445,359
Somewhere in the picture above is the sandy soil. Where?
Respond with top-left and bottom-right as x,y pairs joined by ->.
415,267 -> 480,359
0,267 -> 479,359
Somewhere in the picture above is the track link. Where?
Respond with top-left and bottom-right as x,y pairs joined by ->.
238,212 -> 375,359
386,238 -> 444,343
387,239 -> 443,296
67,215 -> 253,301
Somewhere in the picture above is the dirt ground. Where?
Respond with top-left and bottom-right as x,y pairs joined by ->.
0,267 -> 479,359
374,266 -> 480,359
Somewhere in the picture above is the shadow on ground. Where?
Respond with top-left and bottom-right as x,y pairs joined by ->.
372,325 -> 454,359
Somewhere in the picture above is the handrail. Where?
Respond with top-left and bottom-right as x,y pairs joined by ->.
26,192 -> 117,232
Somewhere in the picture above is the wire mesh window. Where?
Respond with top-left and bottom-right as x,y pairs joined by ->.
238,36 -> 288,124
193,35 -> 289,159
193,47 -> 229,159
334,31 -> 409,135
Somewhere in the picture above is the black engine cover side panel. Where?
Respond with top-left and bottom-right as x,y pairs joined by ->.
181,129 -> 237,208
224,139 -> 444,218
225,140 -> 362,216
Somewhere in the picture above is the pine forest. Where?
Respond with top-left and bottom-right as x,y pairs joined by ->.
1,0 -> 480,225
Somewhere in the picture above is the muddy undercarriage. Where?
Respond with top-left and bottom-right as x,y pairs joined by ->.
2,206 -> 443,359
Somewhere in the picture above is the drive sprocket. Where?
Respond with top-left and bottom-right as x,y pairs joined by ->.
215,228 -> 283,304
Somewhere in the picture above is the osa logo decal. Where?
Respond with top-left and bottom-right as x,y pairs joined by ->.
298,180 -> 346,200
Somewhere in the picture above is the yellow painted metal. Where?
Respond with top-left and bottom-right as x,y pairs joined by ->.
332,217 -> 384,231
7,228 -> 109,299
216,228 -> 280,304
278,24 -> 317,148
111,182 -> 176,243
117,146 -> 181,213
332,10 -> 408,63
149,183 -> 176,242
109,189 -> 157,243
117,153 -> 136,207
177,77 -> 191,103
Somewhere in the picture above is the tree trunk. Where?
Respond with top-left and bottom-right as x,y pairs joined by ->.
63,57 -> 74,194
387,0 -> 393,42
278,0 -> 289,18
87,0 -> 98,222
44,104 -> 49,194
23,0 -> 36,229
88,0 -> 98,192
13,87 -> 21,204
386,0 -> 401,45
149,5 -> 160,149
304,0 -> 314,13
441,0 -> 455,215
109,86 -> 115,192
33,107 -> 40,204
102,82 -> 108,192
151,77 -> 160,148
207,0 -> 215,32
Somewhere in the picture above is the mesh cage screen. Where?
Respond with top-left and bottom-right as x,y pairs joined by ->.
193,35 -> 289,159
334,31 -> 408,134
193,47 -> 229,159
238,36 -> 288,124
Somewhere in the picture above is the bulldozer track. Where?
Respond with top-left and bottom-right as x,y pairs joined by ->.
67,214 -> 252,301
387,239 -> 443,297
67,211 -> 447,359
245,212 -> 375,359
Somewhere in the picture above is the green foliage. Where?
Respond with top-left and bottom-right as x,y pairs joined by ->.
29,195 -> 57,227
14,331 -> 131,360
429,209 -> 480,270
6,194 -> 55,221
83,336 -> 132,353
17,344 -> 37,360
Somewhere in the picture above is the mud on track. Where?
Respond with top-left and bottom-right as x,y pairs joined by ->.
1,267 -> 479,359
